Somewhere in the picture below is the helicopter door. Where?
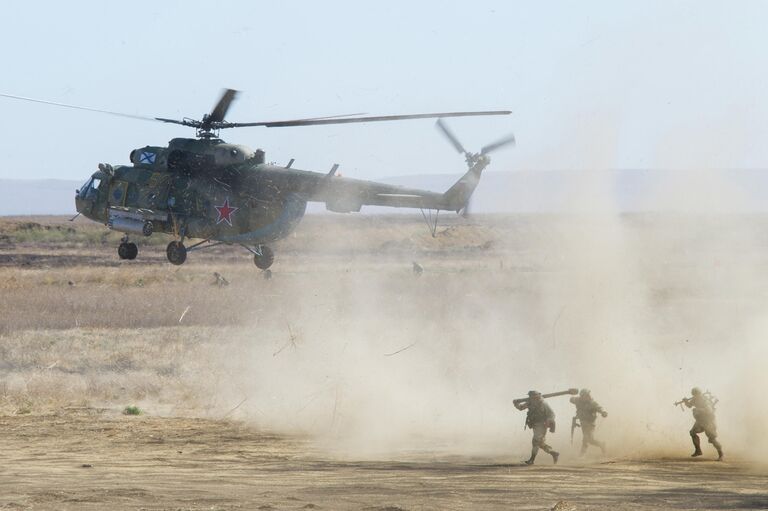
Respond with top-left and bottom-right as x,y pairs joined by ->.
125,183 -> 141,208
109,180 -> 128,207
143,173 -> 171,210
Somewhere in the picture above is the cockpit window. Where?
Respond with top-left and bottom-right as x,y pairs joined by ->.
78,177 -> 102,200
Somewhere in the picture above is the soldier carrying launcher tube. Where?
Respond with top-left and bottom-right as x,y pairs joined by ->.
514,390 -> 560,465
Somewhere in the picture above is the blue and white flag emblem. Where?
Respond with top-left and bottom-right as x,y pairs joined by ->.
139,151 -> 156,164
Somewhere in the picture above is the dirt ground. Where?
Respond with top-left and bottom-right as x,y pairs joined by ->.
0,409 -> 766,511
1,214 -> 767,510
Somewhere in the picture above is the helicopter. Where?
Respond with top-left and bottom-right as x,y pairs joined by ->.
0,90 -> 515,269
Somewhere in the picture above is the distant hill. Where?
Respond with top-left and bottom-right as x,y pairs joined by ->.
0,179 -> 80,216
3,169 -> 766,216
376,168 -> 768,213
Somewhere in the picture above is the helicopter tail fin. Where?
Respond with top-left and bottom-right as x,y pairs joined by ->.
442,156 -> 490,213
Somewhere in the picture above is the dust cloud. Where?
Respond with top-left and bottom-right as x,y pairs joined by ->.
202,128 -> 768,463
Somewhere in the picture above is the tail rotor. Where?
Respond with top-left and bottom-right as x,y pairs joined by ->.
436,118 -> 515,169
435,119 -> 515,215
481,133 -> 516,156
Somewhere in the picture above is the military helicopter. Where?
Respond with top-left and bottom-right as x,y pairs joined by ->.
1,90 -> 515,269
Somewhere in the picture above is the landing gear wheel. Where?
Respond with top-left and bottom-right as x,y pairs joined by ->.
166,241 -> 187,265
118,242 -> 138,260
253,245 -> 274,270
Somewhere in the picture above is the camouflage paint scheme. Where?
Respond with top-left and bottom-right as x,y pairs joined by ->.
75,136 -> 487,246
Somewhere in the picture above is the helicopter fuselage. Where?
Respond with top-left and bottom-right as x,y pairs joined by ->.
73,134 -> 490,267
76,156 -> 315,245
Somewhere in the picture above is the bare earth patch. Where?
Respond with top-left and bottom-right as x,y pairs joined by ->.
0,409 -> 765,511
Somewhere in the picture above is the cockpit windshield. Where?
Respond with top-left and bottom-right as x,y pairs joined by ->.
78,176 -> 102,200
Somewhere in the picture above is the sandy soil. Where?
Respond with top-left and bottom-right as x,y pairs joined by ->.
1,214 -> 767,510
1,409 -> 766,511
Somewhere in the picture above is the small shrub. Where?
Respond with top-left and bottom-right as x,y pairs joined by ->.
123,405 -> 142,416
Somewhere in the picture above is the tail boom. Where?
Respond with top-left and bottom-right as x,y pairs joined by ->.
441,155 -> 490,212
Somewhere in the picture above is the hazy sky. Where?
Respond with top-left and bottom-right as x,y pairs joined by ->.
1,1 -> 766,181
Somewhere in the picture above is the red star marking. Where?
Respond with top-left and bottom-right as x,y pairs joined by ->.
215,197 -> 239,226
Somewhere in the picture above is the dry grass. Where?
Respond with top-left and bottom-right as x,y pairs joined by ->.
0,326 -> 213,414
0,213 -> 513,415
0,211 -> 527,418
0,213 -> 507,251
0,214 -> 514,335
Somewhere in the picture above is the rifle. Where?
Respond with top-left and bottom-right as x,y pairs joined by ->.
674,397 -> 690,411
570,416 -> 580,444
513,388 -> 578,407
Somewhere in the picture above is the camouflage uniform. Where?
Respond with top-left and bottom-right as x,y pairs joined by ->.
685,388 -> 723,460
516,391 -> 559,465
570,389 -> 607,455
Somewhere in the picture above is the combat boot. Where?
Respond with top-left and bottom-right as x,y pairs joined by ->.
551,451 -> 560,464
525,446 -> 539,465
714,443 -> 724,461
690,433 -> 702,457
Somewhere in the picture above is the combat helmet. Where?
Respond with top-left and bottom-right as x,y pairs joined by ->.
691,387 -> 702,395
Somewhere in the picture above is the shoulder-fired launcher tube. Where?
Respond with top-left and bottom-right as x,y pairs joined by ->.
513,388 -> 578,406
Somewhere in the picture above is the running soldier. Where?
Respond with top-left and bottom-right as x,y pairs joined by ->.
681,387 -> 724,461
570,388 -> 607,455
515,390 -> 560,465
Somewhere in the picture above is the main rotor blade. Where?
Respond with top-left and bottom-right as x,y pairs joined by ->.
435,118 -> 467,154
156,117 -> 190,126
295,112 -> 367,121
226,110 -> 511,128
0,92 -> 158,122
155,117 -> 202,128
208,88 -> 238,123
190,112 -> 369,130
481,134 -> 516,155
